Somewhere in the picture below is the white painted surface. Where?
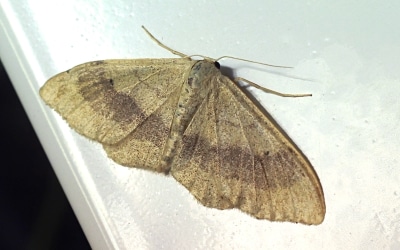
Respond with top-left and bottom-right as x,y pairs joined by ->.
1,1 -> 399,249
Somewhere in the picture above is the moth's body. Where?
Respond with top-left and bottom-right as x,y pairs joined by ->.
40,56 -> 325,225
162,60 -> 216,172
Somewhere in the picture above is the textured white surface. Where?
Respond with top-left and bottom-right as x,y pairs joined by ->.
1,0 -> 399,249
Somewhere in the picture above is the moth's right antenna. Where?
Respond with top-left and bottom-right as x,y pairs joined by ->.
216,56 -> 292,69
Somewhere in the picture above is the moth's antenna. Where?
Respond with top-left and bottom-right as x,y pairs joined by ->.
142,26 -> 310,98
142,25 -> 292,70
142,26 -> 188,58
216,56 -> 292,69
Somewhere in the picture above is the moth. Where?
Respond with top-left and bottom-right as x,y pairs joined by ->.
40,26 -> 325,225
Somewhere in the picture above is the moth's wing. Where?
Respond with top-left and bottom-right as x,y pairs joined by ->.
40,59 -> 194,145
41,59 -> 195,172
102,85 -> 181,172
170,74 -> 325,225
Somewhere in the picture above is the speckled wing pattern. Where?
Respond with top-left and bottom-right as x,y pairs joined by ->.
169,61 -> 325,224
40,58 -> 196,172
40,57 -> 325,225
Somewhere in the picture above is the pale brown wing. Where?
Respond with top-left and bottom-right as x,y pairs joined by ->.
102,85 -> 181,172
170,73 -> 325,225
40,58 -> 194,145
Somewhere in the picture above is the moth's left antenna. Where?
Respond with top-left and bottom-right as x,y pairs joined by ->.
141,26 -> 188,58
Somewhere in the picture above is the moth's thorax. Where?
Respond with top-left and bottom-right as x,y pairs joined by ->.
176,60 -> 219,123
161,60 -> 220,170
186,60 -> 219,91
